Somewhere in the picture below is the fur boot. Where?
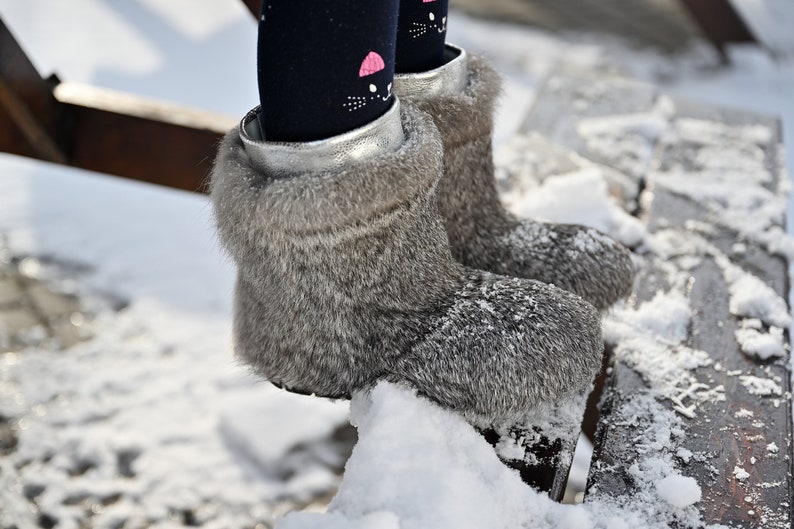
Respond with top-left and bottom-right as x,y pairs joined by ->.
395,47 -> 634,310
211,100 -> 603,427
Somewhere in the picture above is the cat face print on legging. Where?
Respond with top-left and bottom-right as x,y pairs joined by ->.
343,51 -> 393,112
408,0 -> 447,39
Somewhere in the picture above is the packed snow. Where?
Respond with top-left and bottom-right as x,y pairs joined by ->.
277,383 -> 711,529
655,474 -> 702,509
733,465 -> 751,482
1,2 -> 793,529
499,164 -> 646,249
735,321 -> 786,360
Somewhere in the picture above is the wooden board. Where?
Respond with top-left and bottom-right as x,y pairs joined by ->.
522,71 -> 792,527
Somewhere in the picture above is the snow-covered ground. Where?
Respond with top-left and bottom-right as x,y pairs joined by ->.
1,2 -> 792,528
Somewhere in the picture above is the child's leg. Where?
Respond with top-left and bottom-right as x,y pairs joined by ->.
256,0 -> 399,142
395,0 -> 450,73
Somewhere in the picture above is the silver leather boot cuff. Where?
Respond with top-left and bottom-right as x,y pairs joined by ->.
240,99 -> 405,178
393,44 -> 468,99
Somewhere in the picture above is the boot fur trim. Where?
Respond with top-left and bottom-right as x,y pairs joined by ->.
211,103 -> 443,237
416,53 -> 501,150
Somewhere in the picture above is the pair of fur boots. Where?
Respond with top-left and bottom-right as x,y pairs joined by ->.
211,47 -> 633,427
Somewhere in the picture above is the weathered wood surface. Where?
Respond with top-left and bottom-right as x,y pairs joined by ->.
0,17 -> 232,194
521,72 -> 792,526
54,83 -> 234,194
0,17 -> 68,164
449,0 -> 704,52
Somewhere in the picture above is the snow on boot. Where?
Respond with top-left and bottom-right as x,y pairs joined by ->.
211,100 -> 603,427
394,46 -> 634,310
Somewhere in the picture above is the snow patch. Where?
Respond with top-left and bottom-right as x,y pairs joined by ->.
577,103 -> 671,178
733,466 -> 751,481
655,474 -> 702,508
499,163 -> 646,248
739,375 -> 784,396
649,116 -> 794,260
278,382 -> 574,529
735,324 -> 786,360
676,448 -> 693,464
735,408 -> 755,419
604,291 -> 720,419
726,272 -> 792,328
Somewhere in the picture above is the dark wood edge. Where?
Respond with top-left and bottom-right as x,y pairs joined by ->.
241,0 -> 260,19
0,15 -> 235,193
678,0 -> 756,55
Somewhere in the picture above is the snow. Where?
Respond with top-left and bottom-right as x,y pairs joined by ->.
727,272 -> 792,327
649,114 -> 794,260
276,383 -> 710,529
279,382 -> 562,529
676,448 -> 694,464
0,160 -> 350,528
733,465 -> 751,481
655,474 -> 702,508
499,164 -> 646,249
1,3 -> 793,529
735,408 -> 755,418
739,374 -> 784,396
576,99 -> 672,179
586,393 -> 708,529
603,289 -> 721,421
735,324 -> 786,359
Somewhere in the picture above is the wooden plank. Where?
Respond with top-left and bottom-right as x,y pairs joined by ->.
0,16 -> 234,193
590,249 -> 792,527
0,17 -> 68,162
588,100 -> 792,527
522,71 -> 791,524
450,0 -> 702,52
55,83 -> 234,194
679,0 -> 757,54
0,101 -> 40,160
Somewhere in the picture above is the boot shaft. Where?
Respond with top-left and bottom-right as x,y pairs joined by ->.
396,49 -> 516,256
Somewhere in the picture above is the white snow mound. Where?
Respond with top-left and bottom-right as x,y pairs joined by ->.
277,382 -> 600,529
655,474 -> 702,508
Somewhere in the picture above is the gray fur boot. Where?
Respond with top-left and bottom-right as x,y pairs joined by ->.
210,99 -> 603,427
394,46 -> 634,310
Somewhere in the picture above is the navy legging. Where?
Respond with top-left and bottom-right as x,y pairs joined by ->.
256,0 -> 449,142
